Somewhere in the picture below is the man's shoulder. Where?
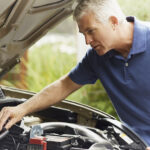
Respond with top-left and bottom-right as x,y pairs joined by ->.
137,19 -> 150,29
142,20 -> 150,26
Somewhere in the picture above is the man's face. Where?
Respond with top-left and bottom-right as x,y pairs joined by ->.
77,11 -> 116,56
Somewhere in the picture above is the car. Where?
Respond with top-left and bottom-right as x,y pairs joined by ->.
0,0 -> 148,149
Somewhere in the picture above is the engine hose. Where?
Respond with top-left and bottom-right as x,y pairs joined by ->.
38,122 -> 106,143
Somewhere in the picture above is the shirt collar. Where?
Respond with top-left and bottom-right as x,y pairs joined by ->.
129,16 -> 147,56
105,16 -> 147,59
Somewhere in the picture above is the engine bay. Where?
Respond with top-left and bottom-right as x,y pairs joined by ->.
0,87 -> 147,150
0,120 -> 146,150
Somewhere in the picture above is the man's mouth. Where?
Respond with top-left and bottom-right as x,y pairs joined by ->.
92,45 -> 98,49
93,45 -> 100,50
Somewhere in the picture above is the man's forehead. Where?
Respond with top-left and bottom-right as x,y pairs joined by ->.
77,14 -> 94,31
77,17 -> 101,33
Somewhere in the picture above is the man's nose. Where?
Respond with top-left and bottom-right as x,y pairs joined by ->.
85,35 -> 93,45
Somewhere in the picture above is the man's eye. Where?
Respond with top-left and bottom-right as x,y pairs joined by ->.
88,30 -> 94,34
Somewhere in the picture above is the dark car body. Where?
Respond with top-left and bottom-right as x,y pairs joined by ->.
0,0 -> 147,149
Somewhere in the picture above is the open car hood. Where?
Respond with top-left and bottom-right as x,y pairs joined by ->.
0,0 -> 78,78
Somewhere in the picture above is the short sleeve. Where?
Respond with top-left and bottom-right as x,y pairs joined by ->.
68,49 -> 98,85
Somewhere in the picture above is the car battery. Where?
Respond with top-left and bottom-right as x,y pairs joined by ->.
46,135 -> 74,150
27,136 -> 47,150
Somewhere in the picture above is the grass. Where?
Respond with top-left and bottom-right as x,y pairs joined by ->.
26,44 -> 77,92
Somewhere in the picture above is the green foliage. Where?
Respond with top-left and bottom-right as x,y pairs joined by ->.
118,0 -> 150,21
26,44 -> 76,92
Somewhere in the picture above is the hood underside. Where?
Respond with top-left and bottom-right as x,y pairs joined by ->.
0,0 -> 78,78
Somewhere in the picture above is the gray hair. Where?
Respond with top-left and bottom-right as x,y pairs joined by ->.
73,0 -> 126,24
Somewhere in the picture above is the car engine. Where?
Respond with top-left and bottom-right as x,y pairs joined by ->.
0,116 -> 146,150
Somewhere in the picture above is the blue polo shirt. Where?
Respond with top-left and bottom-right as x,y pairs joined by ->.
69,17 -> 150,145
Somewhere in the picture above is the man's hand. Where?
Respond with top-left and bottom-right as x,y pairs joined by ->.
0,105 -> 24,130
146,147 -> 150,150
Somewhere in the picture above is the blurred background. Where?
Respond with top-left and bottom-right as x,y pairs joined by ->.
0,0 -> 150,119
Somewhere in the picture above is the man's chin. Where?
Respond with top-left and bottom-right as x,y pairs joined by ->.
93,46 -> 107,56
95,50 -> 106,56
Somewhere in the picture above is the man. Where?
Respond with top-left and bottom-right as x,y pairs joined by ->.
0,0 -> 150,148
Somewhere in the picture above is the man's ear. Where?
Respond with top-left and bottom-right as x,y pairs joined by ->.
109,16 -> 118,30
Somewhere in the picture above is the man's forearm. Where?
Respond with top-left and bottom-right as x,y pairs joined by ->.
18,75 -> 82,116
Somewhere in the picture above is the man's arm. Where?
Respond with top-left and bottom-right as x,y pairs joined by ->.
0,75 -> 82,130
